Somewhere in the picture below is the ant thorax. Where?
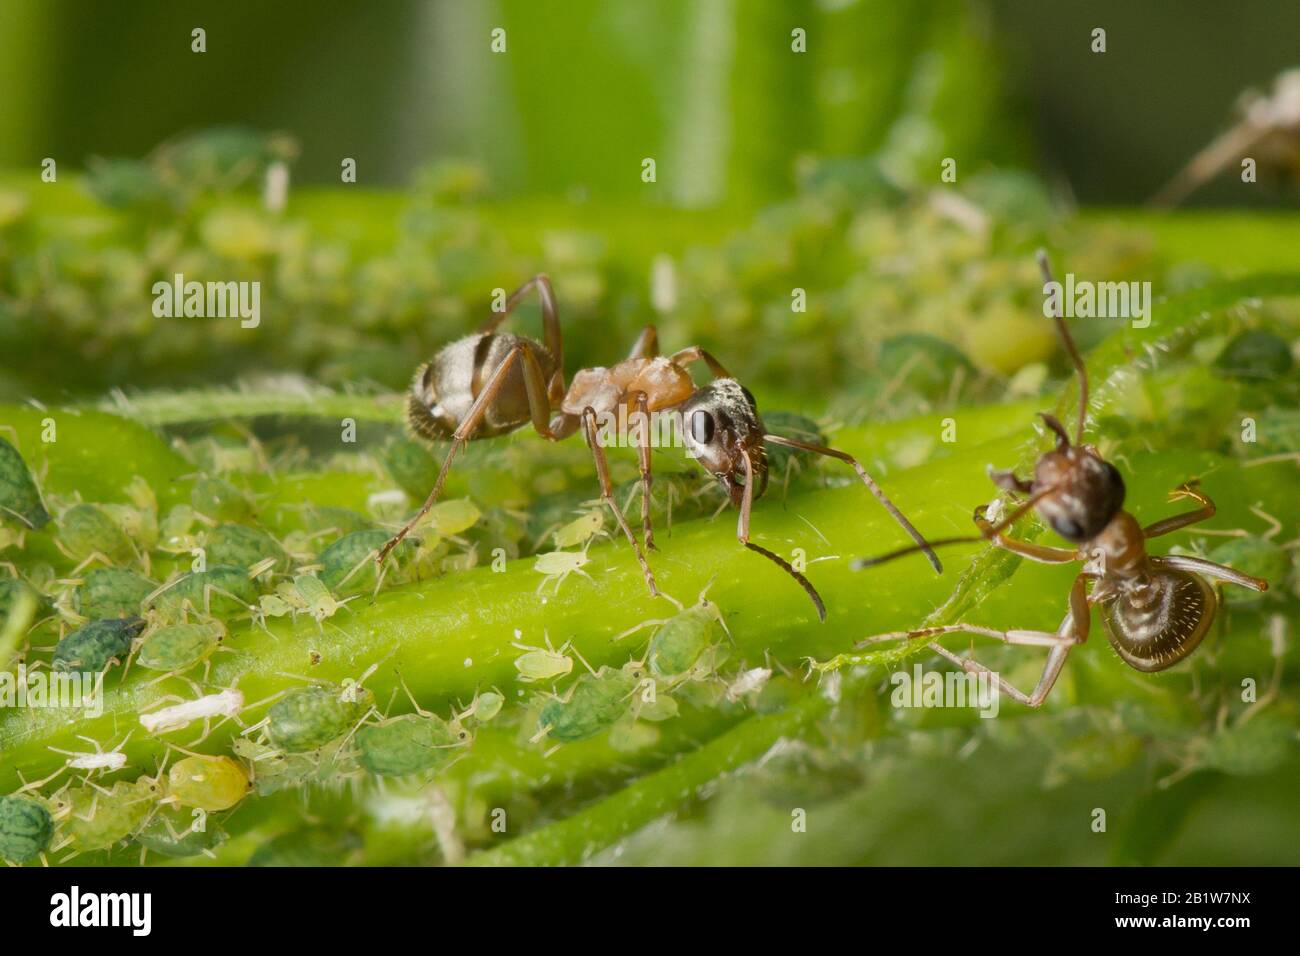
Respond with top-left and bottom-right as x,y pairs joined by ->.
561,357 -> 694,417
1082,510 -> 1149,582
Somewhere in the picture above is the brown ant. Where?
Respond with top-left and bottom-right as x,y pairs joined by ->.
377,275 -> 941,619
848,251 -> 1269,705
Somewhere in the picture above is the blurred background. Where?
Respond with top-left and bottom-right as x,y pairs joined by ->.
2,0 -> 1298,207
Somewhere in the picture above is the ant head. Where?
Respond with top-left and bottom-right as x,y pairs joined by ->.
680,379 -> 768,506
993,413 -> 1125,542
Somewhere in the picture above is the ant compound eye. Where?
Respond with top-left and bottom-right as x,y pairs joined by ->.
690,410 -> 715,445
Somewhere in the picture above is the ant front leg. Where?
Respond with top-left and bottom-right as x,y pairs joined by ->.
973,506 -> 1079,563
626,325 -> 659,360
580,407 -> 658,597
861,574 -> 1092,708
668,346 -> 732,379
1141,480 -> 1216,539
380,341 -> 563,562
736,446 -> 827,621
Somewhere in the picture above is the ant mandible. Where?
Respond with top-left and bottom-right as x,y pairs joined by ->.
377,275 -> 941,619
848,251 -> 1268,705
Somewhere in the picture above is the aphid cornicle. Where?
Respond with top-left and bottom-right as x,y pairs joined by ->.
848,251 -> 1269,706
378,275 -> 940,620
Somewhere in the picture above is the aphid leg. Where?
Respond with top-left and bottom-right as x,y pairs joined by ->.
917,574 -> 1093,708
381,340 -> 562,562
736,447 -> 827,621
973,506 -> 1079,563
1141,480 -> 1217,538
763,434 -> 942,574
580,407 -> 658,597
630,391 -> 657,550
1152,555 -> 1268,592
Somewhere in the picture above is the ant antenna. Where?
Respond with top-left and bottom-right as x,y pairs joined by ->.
850,483 -> 1062,570
1036,249 -> 1088,445
744,541 -> 827,621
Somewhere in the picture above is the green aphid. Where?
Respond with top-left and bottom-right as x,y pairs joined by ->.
58,503 -> 133,563
57,777 -> 161,853
318,529 -> 398,595
1214,329 -> 1294,380
266,683 -> 374,753
1207,537 -> 1291,598
52,617 -> 145,673
462,690 -> 504,723
153,126 -> 296,192
301,506 -> 372,537
150,565 -> 258,617
231,738 -> 320,795
0,437 -> 49,529
74,567 -> 155,620
204,523 -> 287,574
383,438 -> 440,501
190,476 -> 254,523
137,621 -> 226,673
537,665 -> 640,743
1254,407 -> 1300,454
618,589 -> 730,680
133,804 -> 227,859
762,411 -> 826,480
0,795 -> 54,863
357,712 -> 471,777
877,333 -> 977,399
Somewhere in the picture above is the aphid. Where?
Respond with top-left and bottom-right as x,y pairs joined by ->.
552,509 -> 604,549
204,523 -> 288,575
725,666 -> 773,703
615,585 -> 730,680
56,502 -> 136,567
52,617 -> 145,674
0,795 -> 54,864
74,567 -> 155,621
512,632 -> 578,683
54,776 -> 162,855
262,677 -> 375,753
230,738 -> 321,795
532,541 -> 593,594
133,804 -> 227,860
190,475 -> 255,523
534,662 -> 641,744
0,435 -> 50,530
1151,68 -> 1300,207
48,733 -> 132,778
135,620 -> 227,676
1198,506 -> 1295,605
166,754 -> 251,812
158,504 -> 202,553
139,688 -> 245,736
146,565 -> 259,619
356,710 -> 472,777
459,690 -> 504,723
318,529 -> 400,595
843,252 -> 1269,707
378,275 -> 939,620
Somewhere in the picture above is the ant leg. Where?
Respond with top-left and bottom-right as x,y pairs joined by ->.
974,506 -> 1079,563
668,346 -> 732,379
764,434 -> 942,574
737,447 -> 826,621
1142,480 -> 1217,538
626,325 -> 659,360
580,407 -> 658,597
381,342 -> 560,561
1149,118 -> 1267,208
631,391 -> 657,550
1152,555 -> 1268,592
925,574 -> 1091,707
477,274 -> 564,376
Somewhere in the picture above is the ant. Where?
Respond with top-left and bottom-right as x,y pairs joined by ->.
377,275 -> 940,620
848,251 -> 1269,706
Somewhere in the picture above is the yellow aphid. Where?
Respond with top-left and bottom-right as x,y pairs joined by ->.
532,547 -> 592,594
167,755 -> 250,811
553,511 -> 603,548
427,499 -> 481,536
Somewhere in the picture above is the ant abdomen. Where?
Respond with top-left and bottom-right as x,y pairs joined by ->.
1103,567 -> 1217,673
